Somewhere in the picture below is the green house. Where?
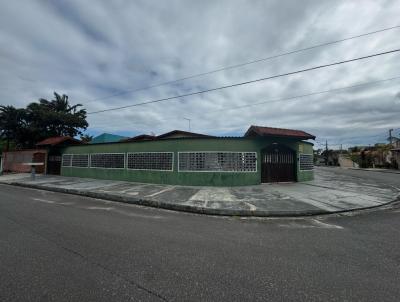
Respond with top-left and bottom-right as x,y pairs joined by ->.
60,126 -> 315,186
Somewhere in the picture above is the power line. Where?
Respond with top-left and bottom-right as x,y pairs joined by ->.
82,25 -> 400,104
202,125 -> 394,141
204,76 -> 400,113
315,132 -> 389,144
318,130 -> 394,142
88,48 -> 400,115
176,77 -> 400,131
88,76 -> 400,136
88,76 -> 400,130
88,75 -> 400,129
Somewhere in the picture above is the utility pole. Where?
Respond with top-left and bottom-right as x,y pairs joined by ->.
389,128 -> 393,145
325,140 -> 328,166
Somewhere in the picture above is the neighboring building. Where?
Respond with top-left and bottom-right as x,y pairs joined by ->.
390,138 -> 400,169
348,143 -> 395,169
1,149 -> 47,173
1,136 -> 82,174
90,133 -> 128,144
36,136 -> 83,174
338,153 -> 358,168
60,125 -> 315,186
121,134 -> 156,142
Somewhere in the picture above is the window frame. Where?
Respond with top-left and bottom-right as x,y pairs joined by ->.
178,151 -> 257,173
71,154 -> 89,168
89,153 -> 126,169
126,152 -> 174,171
61,154 -> 73,167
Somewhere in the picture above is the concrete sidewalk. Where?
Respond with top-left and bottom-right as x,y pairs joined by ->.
0,168 -> 399,216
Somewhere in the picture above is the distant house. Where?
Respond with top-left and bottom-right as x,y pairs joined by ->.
390,138 -> 400,169
90,133 -> 128,144
1,136 -> 82,175
1,149 -> 47,174
349,144 -> 394,169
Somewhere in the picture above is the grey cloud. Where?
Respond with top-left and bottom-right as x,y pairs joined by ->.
0,0 -> 399,147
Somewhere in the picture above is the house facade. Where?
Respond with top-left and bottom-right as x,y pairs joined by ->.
60,126 -> 315,186
390,138 -> 400,169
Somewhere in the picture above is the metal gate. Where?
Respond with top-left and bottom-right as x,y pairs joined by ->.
261,145 -> 296,183
47,154 -> 62,175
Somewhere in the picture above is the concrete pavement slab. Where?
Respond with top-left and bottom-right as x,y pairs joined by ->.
0,167 -> 399,216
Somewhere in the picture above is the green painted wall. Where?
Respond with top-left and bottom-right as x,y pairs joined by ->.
296,142 -> 314,181
61,137 -> 314,186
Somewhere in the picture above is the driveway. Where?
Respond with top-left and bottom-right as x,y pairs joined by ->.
1,167 -> 398,216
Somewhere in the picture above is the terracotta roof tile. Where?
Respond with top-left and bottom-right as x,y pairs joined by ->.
245,125 -> 315,140
36,136 -> 82,146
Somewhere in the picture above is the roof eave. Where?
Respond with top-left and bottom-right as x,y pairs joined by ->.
245,131 -> 315,140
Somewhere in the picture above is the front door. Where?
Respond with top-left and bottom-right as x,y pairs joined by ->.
261,144 -> 296,183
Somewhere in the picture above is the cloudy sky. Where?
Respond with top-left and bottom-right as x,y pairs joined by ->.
1,0 -> 399,148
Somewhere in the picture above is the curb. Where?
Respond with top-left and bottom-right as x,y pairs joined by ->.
3,181 -> 399,218
347,168 -> 400,175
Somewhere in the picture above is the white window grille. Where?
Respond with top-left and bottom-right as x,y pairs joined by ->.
127,152 -> 173,171
62,154 -> 72,167
299,154 -> 313,171
71,154 -> 89,167
90,153 -> 125,169
178,152 -> 257,172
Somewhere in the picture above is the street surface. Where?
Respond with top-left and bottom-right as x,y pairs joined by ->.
319,166 -> 400,187
1,168 -> 400,301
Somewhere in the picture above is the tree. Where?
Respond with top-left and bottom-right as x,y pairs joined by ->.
80,134 -> 93,143
27,92 -> 88,138
0,92 -> 88,149
0,105 -> 26,150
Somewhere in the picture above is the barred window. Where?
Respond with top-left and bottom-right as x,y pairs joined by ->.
179,152 -> 257,172
127,152 -> 173,171
299,154 -> 313,170
62,154 -> 72,167
90,153 -> 125,169
71,154 -> 89,167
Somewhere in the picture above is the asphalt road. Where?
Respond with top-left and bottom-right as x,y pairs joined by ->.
317,166 -> 400,187
1,169 -> 400,301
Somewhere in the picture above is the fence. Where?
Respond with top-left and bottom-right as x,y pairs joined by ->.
2,150 -> 47,173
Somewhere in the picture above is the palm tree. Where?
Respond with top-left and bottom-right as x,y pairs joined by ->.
30,92 -> 88,137
40,92 -> 83,114
0,105 -> 26,150
0,92 -> 89,149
